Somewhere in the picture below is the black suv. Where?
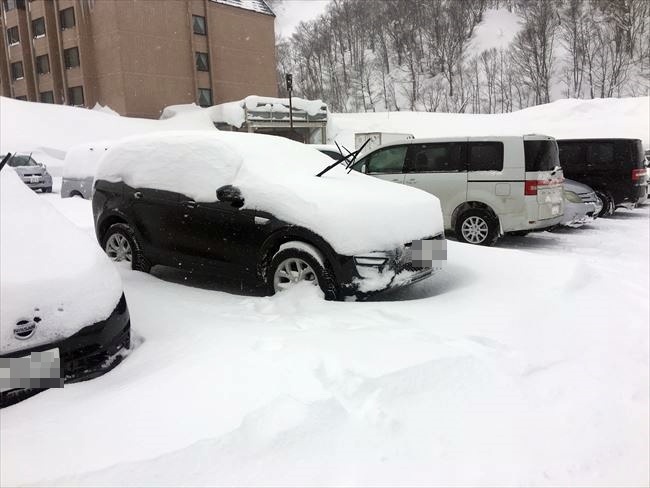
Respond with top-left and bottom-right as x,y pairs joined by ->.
557,138 -> 648,216
92,132 -> 445,300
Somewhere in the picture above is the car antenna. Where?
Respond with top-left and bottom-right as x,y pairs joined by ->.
316,139 -> 370,178
0,153 -> 12,172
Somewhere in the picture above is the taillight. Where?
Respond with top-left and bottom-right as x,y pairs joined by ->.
525,180 -> 539,195
632,168 -> 647,181
525,177 -> 564,195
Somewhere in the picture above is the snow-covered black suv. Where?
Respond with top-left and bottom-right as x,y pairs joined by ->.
92,131 -> 445,300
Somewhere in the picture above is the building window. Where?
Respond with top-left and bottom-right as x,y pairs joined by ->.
192,15 -> 206,35
64,47 -> 80,69
32,17 -> 45,38
7,26 -> 19,45
36,54 -> 50,75
3,0 -> 18,12
60,7 -> 75,30
40,91 -> 54,103
198,88 -> 212,107
68,86 -> 84,106
196,52 -> 209,72
11,61 -> 24,80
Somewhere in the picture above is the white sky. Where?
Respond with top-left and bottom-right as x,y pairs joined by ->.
273,0 -> 331,38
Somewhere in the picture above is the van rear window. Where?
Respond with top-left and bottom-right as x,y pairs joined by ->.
524,140 -> 559,172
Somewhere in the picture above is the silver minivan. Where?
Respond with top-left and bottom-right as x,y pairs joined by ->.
351,135 -> 564,245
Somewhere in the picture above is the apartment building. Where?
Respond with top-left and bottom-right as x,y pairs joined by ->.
0,0 -> 277,118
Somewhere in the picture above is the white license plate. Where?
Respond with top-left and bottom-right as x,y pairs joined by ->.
0,348 -> 61,393
29,176 -> 41,183
552,205 -> 561,215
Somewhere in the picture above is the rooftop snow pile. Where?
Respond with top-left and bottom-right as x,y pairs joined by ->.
0,168 -> 123,353
162,96 -> 328,128
329,97 -> 650,148
96,131 -> 442,255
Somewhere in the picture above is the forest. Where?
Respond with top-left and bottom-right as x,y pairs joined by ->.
274,0 -> 650,113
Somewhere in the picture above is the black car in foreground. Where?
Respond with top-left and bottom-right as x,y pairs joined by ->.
92,131 -> 446,300
1,158 -> 130,408
557,138 -> 648,216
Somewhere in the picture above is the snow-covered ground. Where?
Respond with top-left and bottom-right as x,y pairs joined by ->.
1,187 -> 648,487
1,96 -> 648,486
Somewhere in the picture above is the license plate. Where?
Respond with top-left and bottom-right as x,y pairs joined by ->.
0,348 -> 62,393
29,176 -> 41,183
552,204 -> 560,215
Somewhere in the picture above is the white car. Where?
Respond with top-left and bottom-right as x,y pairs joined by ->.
351,135 -> 564,245
61,141 -> 111,199
0,160 -> 130,407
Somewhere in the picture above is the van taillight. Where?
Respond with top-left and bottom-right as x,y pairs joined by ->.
525,177 -> 564,195
632,168 -> 647,181
525,180 -> 539,195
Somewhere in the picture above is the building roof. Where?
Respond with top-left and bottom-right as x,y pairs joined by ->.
210,0 -> 275,16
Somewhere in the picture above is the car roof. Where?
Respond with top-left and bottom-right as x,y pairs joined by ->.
365,134 -> 554,153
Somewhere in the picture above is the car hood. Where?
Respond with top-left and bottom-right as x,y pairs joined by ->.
0,169 -> 123,354
236,163 -> 444,256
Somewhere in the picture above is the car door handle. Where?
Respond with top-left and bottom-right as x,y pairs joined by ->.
133,191 -> 143,199
390,178 -> 401,182
405,178 -> 417,184
182,200 -> 197,209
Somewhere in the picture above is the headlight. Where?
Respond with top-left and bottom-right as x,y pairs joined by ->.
564,190 -> 582,203
354,256 -> 388,266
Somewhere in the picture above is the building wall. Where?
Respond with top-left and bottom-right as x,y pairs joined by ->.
0,0 -> 277,118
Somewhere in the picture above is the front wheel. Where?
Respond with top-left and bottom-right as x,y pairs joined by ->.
102,223 -> 152,273
455,209 -> 499,246
268,246 -> 338,300
42,187 -> 52,193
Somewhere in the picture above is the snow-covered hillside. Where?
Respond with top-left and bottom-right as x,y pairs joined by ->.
329,97 -> 650,149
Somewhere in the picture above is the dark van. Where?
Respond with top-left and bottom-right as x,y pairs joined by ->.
557,138 -> 648,216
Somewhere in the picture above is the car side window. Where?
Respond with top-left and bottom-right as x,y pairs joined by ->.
468,142 -> 503,171
366,146 -> 408,174
408,143 -> 465,173
558,143 -> 585,171
587,142 -> 616,168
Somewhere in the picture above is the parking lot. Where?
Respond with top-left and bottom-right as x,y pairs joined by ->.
1,183 -> 648,486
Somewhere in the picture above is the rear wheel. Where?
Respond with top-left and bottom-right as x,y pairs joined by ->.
268,246 -> 338,300
455,209 -> 499,246
42,187 -> 52,193
595,191 -> 615,217
102,223 -> 151,273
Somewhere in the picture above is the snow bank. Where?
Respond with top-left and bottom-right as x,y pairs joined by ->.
329,97 -> 650,149
62,140 -> 111,179
0,169 -> 123,354
96,131 -> 443,255
0,96 -> 215,156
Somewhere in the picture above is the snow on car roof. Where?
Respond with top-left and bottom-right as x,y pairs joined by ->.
0,168 -> 123,354
63,140 -> 112,179
96,131 -> 443,255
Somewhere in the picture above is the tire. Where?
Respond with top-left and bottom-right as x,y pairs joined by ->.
42,187 -> 52,193
595,190 -> 615,217
102,223 -> 152,273
267,246 -> 338,300
455,209 -> 499,246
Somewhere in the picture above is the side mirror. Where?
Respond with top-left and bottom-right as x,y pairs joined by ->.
216,185 -> 244,208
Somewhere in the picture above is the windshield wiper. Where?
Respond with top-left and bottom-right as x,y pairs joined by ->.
0,153 -> 12,172
316,138 -> 370,177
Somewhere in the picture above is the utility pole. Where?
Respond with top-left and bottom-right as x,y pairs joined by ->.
286,73 -> 293,130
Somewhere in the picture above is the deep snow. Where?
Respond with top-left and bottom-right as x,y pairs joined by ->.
0,190 -> 648,487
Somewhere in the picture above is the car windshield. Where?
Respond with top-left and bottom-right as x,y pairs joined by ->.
8,156 -> 38,167
524,140 -> 559,172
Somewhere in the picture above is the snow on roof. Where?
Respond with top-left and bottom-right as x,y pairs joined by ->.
96,130 -> 443,255
0,168 -> 123,354
210,0 -> 274,16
